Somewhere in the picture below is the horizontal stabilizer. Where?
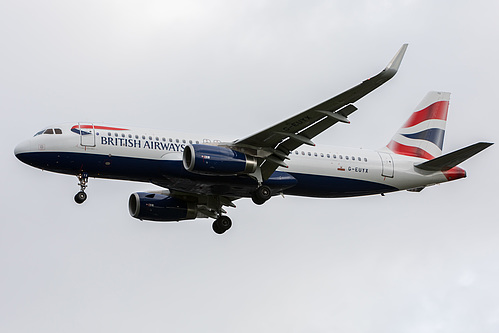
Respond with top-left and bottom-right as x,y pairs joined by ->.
415,142 -> 493,171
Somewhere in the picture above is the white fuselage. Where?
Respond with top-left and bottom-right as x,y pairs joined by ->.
15,122 -> 458,199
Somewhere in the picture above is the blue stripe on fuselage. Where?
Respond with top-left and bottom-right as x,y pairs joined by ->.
284,172 -> 397,197
15,151 -> 397,198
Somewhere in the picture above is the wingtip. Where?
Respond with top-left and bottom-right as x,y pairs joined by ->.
480,142 -> 494,148
385,44 -> 408,72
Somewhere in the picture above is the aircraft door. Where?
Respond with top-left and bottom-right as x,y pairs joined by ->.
78,123 -> 96,147
378,152 -> 394,178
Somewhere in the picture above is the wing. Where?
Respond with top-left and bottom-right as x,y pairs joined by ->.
150,181 -> 239,219
228,44 -> 408,181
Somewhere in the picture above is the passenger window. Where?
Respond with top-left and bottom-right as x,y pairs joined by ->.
320,153 -> 324,157
149,136 -> 153,140
122,133 -> 125,138
108,132 -> 111,136
364,158 -> 368,162
115,133 -> 118,137
327,154 -> 330,158
176,139 -> 180,143
155,137 -> 159,141
182,139 -> 186,144
333,154 -> 337,159
339,155 -> 343,159
301,151 -> 305,155
128,134 -> 132,138
189,140 -> 193,144
54,128 -> 62,134
135,135 -> 139,139
345,156 -> 349,160
44,129 -> 54,134
142,135 -> 146,140
169,138 -> 173,142
314,152 -> 318,157
358,157 -> 361,161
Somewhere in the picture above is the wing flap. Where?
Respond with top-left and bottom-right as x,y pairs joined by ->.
235,44 -> 408,149
231,44 -> 408,181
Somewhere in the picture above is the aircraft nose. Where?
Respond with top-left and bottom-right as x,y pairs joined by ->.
14,140 -> 32,162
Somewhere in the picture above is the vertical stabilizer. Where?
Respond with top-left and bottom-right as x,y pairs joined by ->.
386,91 -> 450,159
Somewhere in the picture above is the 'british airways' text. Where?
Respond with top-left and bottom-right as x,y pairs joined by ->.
100,137 -> 185,152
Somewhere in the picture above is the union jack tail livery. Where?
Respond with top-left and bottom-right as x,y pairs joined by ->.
386,91 -> 450,160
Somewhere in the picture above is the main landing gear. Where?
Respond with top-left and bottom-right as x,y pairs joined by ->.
212,215 -> 232,235
211,185 -> 271,234
74,173 -> 88,204
251,185 -> 272,205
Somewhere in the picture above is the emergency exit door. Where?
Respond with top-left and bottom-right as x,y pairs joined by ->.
378,152 -> 394,178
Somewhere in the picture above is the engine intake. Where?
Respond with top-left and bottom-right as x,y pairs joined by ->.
128,192 -> 197,222
183,144 -> 257,175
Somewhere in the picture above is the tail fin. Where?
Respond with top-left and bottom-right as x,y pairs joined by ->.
386,91 -> 450,159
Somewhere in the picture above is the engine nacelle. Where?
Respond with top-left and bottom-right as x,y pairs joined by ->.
128,192 -> 197,222
183,144 -> 257,175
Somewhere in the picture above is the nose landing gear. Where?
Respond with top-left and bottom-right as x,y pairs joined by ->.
74,173 -> 88,204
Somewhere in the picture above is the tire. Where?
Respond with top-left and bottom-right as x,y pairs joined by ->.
252,185 -> 271,205
212,220 -> 225,234
251,193 -> 266,205
74,191 -> 87,204
212,216 -> 232,234
218,216 -> 232,230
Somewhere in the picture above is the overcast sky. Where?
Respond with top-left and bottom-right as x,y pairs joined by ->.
1,1 -> 498,332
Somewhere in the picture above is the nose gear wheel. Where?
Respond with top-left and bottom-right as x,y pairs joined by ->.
75,173 -> 89,204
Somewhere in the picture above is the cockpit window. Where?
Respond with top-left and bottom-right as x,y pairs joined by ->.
34,128 -> 63,136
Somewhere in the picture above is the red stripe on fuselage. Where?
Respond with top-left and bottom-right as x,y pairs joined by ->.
402,101 -> 449,128
386,140 -> 435,160
71,125 -> 129,131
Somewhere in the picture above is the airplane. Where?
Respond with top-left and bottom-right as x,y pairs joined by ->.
14,44 -> 493,234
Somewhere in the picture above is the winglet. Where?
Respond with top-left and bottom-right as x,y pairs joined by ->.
385,44 -> 408,73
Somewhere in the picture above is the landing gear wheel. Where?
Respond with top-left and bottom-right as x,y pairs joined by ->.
212,216 -> 232,234
251,185 -> 272,205
74,191 -> 87,204
75,173 -> 89,204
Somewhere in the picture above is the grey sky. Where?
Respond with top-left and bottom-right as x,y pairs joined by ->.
1,1 -> 498,332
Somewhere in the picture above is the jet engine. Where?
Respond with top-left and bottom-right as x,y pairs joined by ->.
183,144 -> 257,175
128,192 -> 197,221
